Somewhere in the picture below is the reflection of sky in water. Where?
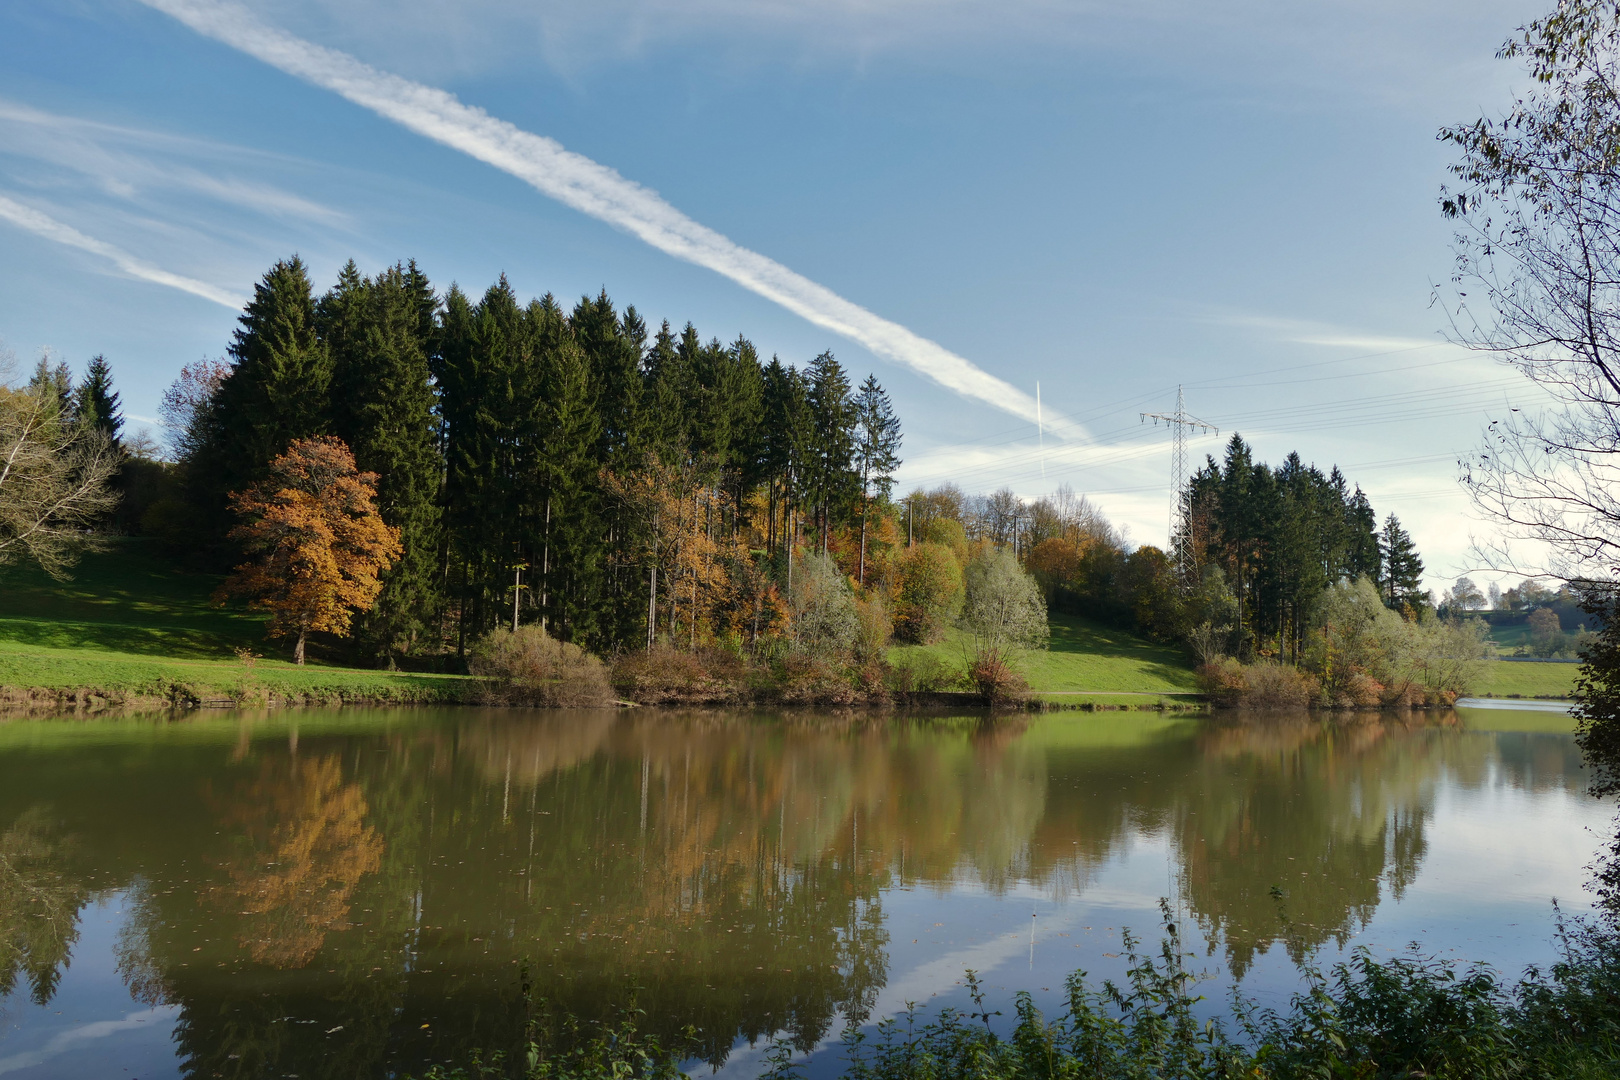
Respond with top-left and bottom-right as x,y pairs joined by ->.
712,778 -> 1611,1079
0,895 -> 181,1079
0,709 -> 1611,1080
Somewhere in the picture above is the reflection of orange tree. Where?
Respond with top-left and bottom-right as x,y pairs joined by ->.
0,806 -> 88,1004
207,755 -> 384,968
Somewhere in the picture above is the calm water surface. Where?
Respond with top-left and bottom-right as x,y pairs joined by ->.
0,706 -> 1607,1079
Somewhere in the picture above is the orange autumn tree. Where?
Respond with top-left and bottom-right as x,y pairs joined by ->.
217,437 -> 401,664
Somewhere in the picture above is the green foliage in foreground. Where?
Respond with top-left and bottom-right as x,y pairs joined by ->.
890,613 -> 1197,694
416,906 -> 1620,1080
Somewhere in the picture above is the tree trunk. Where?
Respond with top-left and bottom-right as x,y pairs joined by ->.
294,627 -> 307,665
648,565 -> 657,649
859,497 -> 868,586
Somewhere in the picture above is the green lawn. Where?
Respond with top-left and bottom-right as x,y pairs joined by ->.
0,540 -> 471,705
1475,660 -> 1578,700
889,612 -> 1199,694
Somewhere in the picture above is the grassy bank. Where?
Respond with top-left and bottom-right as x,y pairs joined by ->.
0,541 -> 473,708
1477,660 -> 1578,700
889,612 -> 1199,694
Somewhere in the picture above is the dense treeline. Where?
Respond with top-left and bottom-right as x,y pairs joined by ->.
1181,434 -> 1424,660
149,256 -> 904,666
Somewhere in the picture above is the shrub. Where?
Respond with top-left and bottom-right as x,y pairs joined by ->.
968,648 -> 1029,705
611,644 -> 749,705
774,653 -> 859,706
892,543 -> 963,644
789,552 -> 859,660
888,652 -> 960,693
960,547 -> 1047,652
468,626 -> 613,707
853,592 -> 892,663
1198,658 -> 1317,709
1196,657 -> 1248,706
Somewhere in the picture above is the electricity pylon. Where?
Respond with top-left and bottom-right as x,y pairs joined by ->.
1140,386 -> 1217,581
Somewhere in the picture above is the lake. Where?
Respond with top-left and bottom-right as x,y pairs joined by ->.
0,705 -> 1609,1079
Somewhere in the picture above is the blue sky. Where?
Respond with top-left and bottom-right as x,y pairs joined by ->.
0,0 -> 1549,591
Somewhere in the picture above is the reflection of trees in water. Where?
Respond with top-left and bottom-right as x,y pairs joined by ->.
0,709 -> 1587,1078
1172,716 -> 1484,978
205,754 -> 385,968
0,806 -> 87,1004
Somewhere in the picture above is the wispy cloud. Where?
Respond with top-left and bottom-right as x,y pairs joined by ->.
0,192 -> 244,308
0,99 -> 347,227
138,0 -> 1083,439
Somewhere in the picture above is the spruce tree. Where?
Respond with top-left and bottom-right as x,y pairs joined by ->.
761,357 -> 811,554
199,257 -> 332,541
530,295 -> 603,644
1344,486 -> 1381,581
72,355 -> 123,446
853,374 -> 902,583
804,351 -> 856,554
27,357 -> 73,420
1378,514 -> 1426,610
322,262 -> 443,660
642,321 -> 691,456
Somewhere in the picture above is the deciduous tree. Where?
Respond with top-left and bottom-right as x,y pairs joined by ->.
217,437 -> 401,664
0,372 -> 119,578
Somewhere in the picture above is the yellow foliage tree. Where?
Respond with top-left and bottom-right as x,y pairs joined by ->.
217,437 -> 401,664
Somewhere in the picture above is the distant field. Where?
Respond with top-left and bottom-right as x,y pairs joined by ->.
889,612 -> 1198,695
0,541 -> 470,705
1475,660 -> 1577,700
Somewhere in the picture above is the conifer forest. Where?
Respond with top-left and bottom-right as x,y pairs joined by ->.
23,254 -> 1455,684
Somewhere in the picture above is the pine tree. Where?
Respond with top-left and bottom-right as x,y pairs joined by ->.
72,355 -> 123,446
1378,514 -> 1426,610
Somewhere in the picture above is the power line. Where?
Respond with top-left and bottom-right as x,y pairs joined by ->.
1140,387 -> 1218,580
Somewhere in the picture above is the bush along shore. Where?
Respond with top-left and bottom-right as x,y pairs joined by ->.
1193,578 -> 1494,711
413,903 -> 1620,1080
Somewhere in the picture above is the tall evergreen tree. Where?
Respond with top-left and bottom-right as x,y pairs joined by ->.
72,355 -> 123,445
321,262 -> 443,660
804,351 -> 856,554
761,357 -> 811,554
853,374 -> 902,584
642,321 -> 691,456
1378,515 -> 1426,610
529,295 -> 602,644
26,357 -> 73,420
195,257 -> 332,549
1343,486 -> 1381,581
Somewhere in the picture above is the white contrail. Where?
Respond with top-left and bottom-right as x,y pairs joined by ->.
137,0 -> 1085,440
0,192 -> 242,309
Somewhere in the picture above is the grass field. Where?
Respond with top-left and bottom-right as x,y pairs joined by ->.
889,612 -> 1199,695
0,541 -> 472,705
1475,660 -> 1578,699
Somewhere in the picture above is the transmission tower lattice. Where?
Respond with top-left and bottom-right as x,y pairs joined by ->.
1140,386 -> 1217,581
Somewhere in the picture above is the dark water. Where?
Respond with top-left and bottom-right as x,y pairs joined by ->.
0,706 -> 1606,1079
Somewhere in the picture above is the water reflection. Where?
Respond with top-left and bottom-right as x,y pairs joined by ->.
0,708 -> 1594,1078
